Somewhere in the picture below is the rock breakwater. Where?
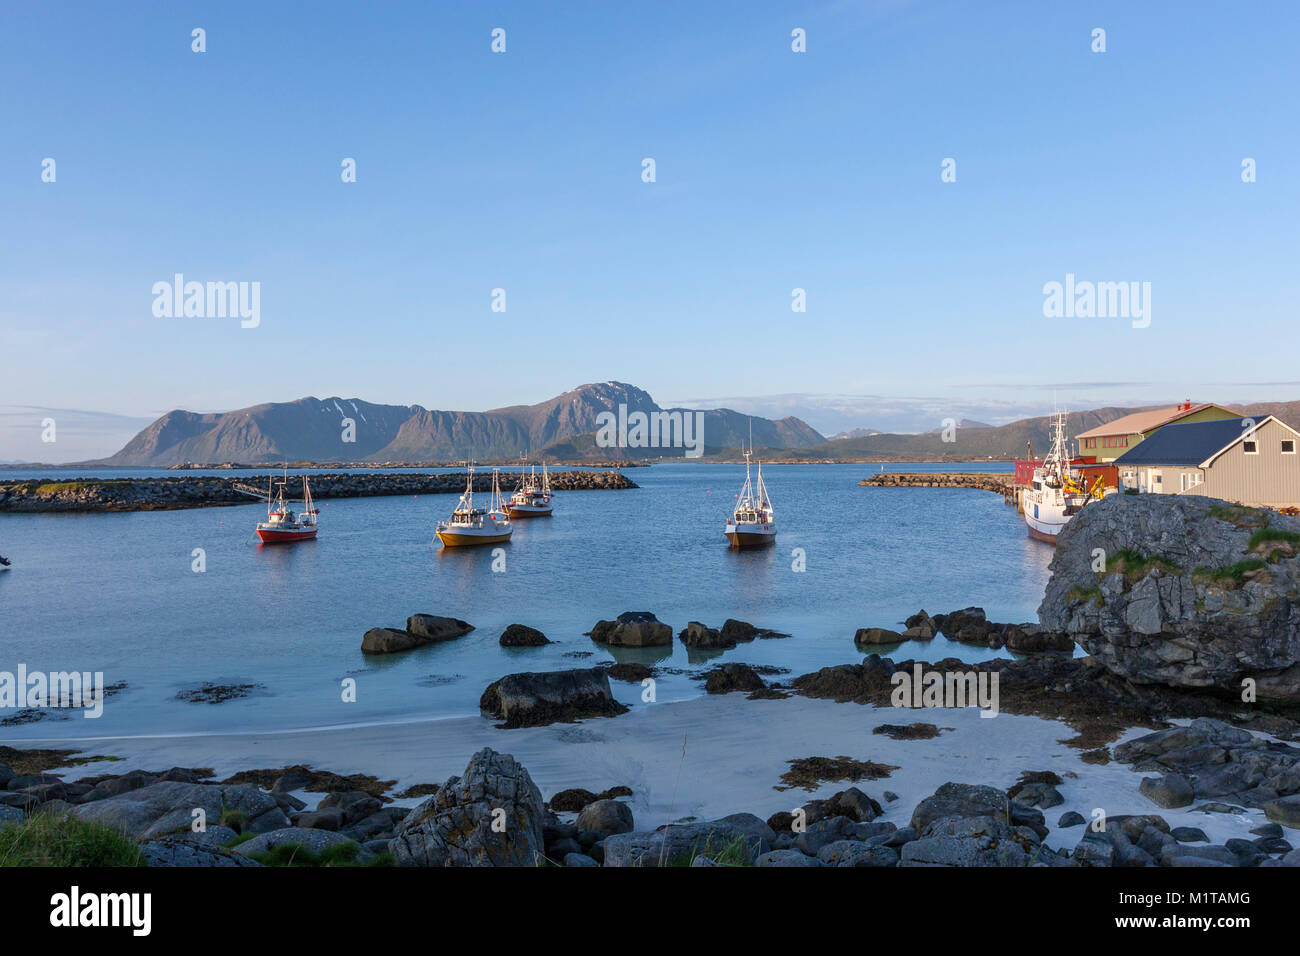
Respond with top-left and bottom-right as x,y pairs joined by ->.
0,470 -> 637,513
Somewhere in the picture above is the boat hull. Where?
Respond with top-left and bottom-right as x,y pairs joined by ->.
256,527 -> 318,544
505,505 -> 552,518
726,527 -> 777,549
1023,506 -> 1067,544
436,529 -> 513,547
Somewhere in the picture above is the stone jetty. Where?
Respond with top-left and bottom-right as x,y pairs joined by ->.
0,470 -> 637,513
859,472 -> 1014,493
860,472 -> 1017,505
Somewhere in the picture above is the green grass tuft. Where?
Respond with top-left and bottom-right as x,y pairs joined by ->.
1066,585 -> 1104,607
1209,504 -> 1269,528
1109,550 -> 1183,579
1248,528 -> 1300,550
0,812 -> 144,867
1192,559 -> 1268,588
247,839 -> 371,867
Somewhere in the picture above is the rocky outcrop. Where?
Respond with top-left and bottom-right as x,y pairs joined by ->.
703,663 -> 766,694
678,621 -> 725,648
1038,495 -> 1300,701
407,615 -> 474,643
141,838 -> 263,867
389,749 -> 547,866
232,826 -> 361,858
932,607 -> 1074,653
575,799 -> 634,837
71,780 -> 290,840
361,615 -> 473,654
677,618 -> 789,649
854,627 -> 903,646
479,668 -> 628,728
588,612 -> 672,648
602,814 -> 775,867
499,624 -> 550,647
1114,718 -> 1300,811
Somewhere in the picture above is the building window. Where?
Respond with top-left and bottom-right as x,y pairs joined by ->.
1283,440 -> 1296,455
1244,440 -> 1259,455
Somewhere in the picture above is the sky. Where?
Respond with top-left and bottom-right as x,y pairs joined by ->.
2,1 -> 1298,460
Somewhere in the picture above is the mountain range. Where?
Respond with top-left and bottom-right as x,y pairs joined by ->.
776,401 -> 1300,462
95,383 -> 826,466
80,389 -> 1300,467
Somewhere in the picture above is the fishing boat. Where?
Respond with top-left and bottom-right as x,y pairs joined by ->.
505,463 -> 554,518
725,447 -> 776,548
0,555 -> 11,572
252,472 -> 319,543
435,465 -> 513,547
1022,411 -> 1101,543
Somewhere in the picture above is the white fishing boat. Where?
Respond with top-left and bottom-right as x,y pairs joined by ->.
725,446 -> 776,548
1022,411 -> 1098,543
436,465 -> 513,547
505,463 -> 554,518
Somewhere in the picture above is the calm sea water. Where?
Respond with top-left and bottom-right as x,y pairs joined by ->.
0,462 -> 1052,739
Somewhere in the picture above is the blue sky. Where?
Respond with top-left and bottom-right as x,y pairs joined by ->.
3,1 -> 1298,459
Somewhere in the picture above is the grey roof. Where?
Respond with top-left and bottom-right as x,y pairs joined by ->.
1112,416 -> 1262,467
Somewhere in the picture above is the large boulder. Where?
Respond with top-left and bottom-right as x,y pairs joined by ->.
232,827 -> 360,858
603,814 -> 773,867
479,667 -> 628,728
576,799 -> 634,837
589,612 -> 672,648
71,781 -> 288,840
703,662 -> 765,694
499,624 -> 549,647
408,614 -> 475,642
142,838 -> 263,867
389,749 -> 546,866
678,621 -> 729,649
854,627 -> 903,646
361,615 -> 474,655
900,814 -> 1035,867
1038,495 -> 1300,701
361,627 -> 422,654
910,782 -> 1010,833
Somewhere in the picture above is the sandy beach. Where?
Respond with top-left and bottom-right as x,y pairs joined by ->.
25,694 -> 1274,849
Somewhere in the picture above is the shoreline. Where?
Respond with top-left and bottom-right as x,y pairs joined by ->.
18,693 -> 1275,848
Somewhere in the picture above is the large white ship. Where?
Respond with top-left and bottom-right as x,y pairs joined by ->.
1022,411 -> 1098,543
